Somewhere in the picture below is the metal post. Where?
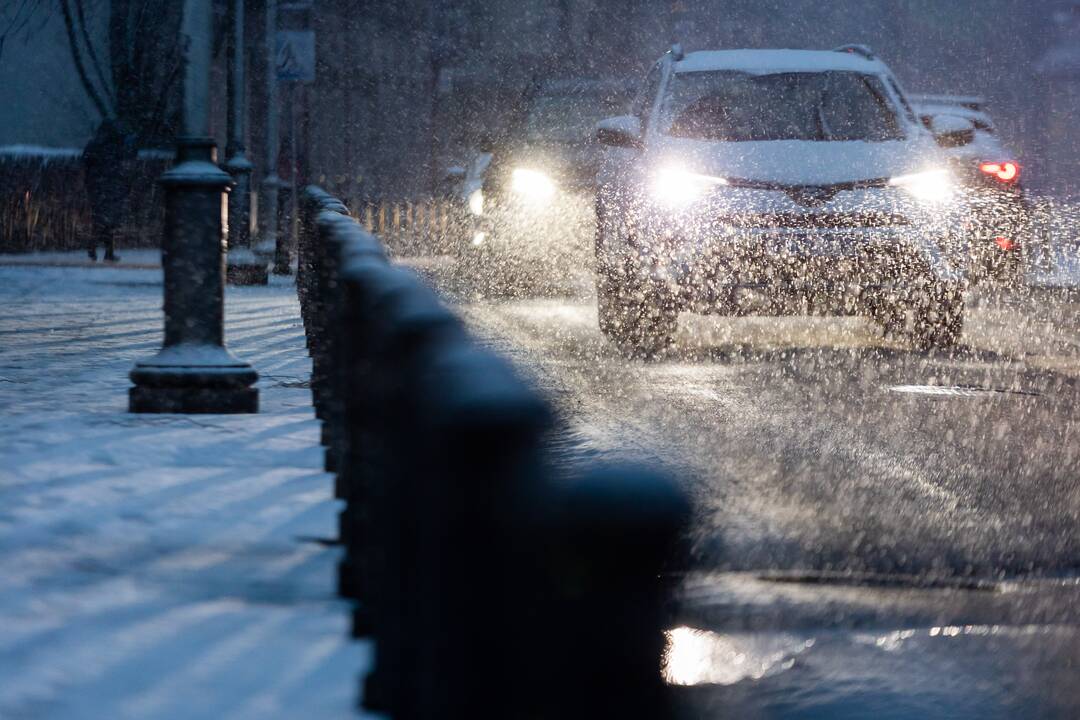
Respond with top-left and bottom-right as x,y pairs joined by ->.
272,81 -> 296,275
225,0 -> 267,285
128,0 -> 258,414
254,0 -> 281,268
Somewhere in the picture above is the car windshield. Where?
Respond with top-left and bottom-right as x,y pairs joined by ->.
661,70 -> 904,142
525,92 -> 627,142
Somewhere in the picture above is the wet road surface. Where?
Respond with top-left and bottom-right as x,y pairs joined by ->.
416,260 -> 1080,717
422,264 -> 1080,579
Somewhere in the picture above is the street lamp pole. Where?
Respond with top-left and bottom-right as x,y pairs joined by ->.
225,0 -> 267,285
128,0 -> 259,414
254,0 -> 281,270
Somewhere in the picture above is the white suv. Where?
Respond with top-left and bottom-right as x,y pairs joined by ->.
594,46 -> 972,356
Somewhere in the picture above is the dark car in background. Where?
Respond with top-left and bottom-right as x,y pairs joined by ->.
911,94 -> 1029,284
451,78 -> 635,292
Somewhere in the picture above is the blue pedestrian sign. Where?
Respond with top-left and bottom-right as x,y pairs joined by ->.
276,31 -> 315,83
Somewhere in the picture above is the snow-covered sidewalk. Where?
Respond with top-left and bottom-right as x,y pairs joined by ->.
0,248 -> 163,270
0,263 -> 370,719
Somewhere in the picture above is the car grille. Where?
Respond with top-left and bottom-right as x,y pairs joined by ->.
714,212 -> 911,230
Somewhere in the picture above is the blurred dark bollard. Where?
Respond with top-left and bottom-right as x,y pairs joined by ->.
274,181 -> 294,275
336,264 -> 445,607
528,465 -> 691,720
297,187 -> 343,347
351,273 -> 472,713
324,227 -> 387,482
362,343 -> 552,719
306,204 -> 349,451
294,186 -> 690,720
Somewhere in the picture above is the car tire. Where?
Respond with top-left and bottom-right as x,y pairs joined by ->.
597,273 -> 677,358
910,282 -> 964,351
594,198 -> 677,357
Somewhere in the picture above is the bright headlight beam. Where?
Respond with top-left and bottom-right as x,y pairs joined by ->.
651,167 -> 728,208
889,169 -> 954,204
510,168 -> 555,202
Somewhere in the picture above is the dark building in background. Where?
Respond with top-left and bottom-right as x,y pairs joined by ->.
300,0 -> 1067,201
1,1 -> 1075,204
303,0 -> 669,202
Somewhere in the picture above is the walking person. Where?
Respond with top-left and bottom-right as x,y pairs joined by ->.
82,119 -> 135,262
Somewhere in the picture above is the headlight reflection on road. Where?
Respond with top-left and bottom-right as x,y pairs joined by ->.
510,167 -> 556,203
663,626 -> 815,686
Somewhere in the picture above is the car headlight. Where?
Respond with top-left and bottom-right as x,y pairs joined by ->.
510,168 -> 556,203
651,166 -> 728,208
889,169 -> 955,204
468,188 -> 484,216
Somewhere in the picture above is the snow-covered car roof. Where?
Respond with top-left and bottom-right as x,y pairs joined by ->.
673,49 -> 885,76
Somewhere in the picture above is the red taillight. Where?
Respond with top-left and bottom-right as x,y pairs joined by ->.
979,161 -> 1019,183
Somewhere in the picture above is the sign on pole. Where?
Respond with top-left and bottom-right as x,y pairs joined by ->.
276,30 -> 315,83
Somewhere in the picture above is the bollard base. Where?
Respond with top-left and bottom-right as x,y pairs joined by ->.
226,260 -> 270,286
272,261 -> 294,276
129,344 -> 259,414
129,385 -> 258,414
226,246 -> 269,285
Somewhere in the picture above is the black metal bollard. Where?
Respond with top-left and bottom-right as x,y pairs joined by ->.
298,187 -> 347,351
371,341 -> 553,720
335,262 -> 461,604
527,464 -> 691,720
295,187 -> 691,720
308,206 -> 350,430
321,221 -> 386,477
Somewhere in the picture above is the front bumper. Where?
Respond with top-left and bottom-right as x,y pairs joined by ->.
467,190 -> 594,257
630,219 -> 966,312
965,188 -> 1029,281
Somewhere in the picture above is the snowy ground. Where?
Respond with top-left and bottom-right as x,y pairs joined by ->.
0,263 -> 372,720
0,248 -> 162,269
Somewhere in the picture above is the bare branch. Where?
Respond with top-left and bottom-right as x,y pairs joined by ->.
59,0 -> 111,119
73,0 -> 115,105
0,0 -> 43,62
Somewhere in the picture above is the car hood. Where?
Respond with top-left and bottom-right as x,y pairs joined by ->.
673,572 -> 1080,718
651,136 -> 942,187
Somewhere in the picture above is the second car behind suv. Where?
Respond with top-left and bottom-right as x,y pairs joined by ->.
594,46 -> 977,355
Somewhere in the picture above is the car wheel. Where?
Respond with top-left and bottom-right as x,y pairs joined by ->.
910,282 -> 964,351
594,199 -> 677,357
597,273 -> 677,358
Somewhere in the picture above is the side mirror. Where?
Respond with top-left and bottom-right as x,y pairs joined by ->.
596,115 -> 644,150
930,114 -> 976,149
